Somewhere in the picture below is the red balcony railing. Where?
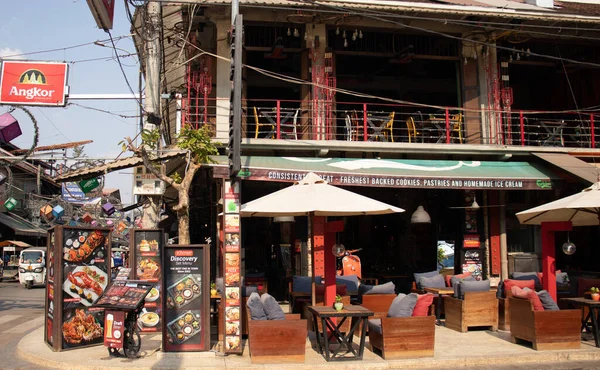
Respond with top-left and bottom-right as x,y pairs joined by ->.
182,96 -> 599,149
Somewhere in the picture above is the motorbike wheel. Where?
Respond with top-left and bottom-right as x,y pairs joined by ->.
123,327 -> 141,359
26,281 -> 32,289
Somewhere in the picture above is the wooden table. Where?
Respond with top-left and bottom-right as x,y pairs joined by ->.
308,304 -> 374,361
561,297 -> 600,347
424,287 -> 455,324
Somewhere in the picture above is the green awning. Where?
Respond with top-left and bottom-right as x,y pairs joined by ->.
211,156 -> 556,190
0,213 -> 47,237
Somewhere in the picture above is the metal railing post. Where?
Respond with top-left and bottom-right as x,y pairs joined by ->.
276,100 -> 281,139
519,111 -> 525,146
363,104 -> 368,142
445,108 -> 450,144
591,114 -> 596,148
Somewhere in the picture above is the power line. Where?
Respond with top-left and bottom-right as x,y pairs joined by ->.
68,102 -> 141,121
0,34 -> 133,59
107,29 -> 145,114
35,108 -> 72,143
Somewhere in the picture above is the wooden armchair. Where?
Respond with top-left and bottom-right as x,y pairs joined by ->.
382,112 -> 395,142
369,315 -> 436,359
253,107 -> 274,139
247,310 -> 308,363
508,297 -> 580,350
444,291 -> 498,332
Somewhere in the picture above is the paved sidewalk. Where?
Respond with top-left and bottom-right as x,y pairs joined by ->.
17,326 -> 600,370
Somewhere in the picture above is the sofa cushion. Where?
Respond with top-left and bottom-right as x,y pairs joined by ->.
336,275 -> 360,295
511,271 -> 541,286
455,279 -> 490,299
445,272 -> 472,287
260,293 -> 285,320
511,286 -> 544,311
503,279 -> 535,298
419,274 -> 446,289
388,293 -> 418,318
292,275 -> 321,294
315,284 -> 347,297
246,292 -> 267,320
367,319 -> 382,335
412,293 -> 434,316
450,274 -> 475,288
414,271 -> 441,290
360,281 -> 395,296
537,290 -> 559,311
556,271 -> 568,284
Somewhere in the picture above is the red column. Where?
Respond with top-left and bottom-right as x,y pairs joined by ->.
489,192 -> 501,276
324,221 -> 344,306
541,221 -> 572,302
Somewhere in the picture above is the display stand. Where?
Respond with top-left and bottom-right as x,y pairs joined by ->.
45,226 -> 112,352
94,280 -> 154,358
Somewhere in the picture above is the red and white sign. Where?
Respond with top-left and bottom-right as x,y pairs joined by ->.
0,61 -> 69,106
104,310 -> 125,348
86,0 -> 115,30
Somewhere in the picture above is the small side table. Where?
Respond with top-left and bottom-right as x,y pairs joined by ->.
423,287 -> 455,324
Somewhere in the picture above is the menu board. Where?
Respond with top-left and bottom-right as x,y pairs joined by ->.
131,229 -> 163,333
462,249 -> 484,280
45,230 -> 56,347
95,280 -> 154,310
162,245 -> 209,352
60,228 -> 111,350
223,179 -> 242,354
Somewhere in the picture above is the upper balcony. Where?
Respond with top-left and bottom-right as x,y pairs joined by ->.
182,97 -> 599,152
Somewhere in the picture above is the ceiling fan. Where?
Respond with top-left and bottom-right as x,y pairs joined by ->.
448,196 -> 505,210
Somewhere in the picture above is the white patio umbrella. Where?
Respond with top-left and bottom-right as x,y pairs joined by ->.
240,172 -> 405,217
516,182 -> 600,226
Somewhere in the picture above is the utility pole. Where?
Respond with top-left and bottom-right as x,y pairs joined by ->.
141,0 -> 162,228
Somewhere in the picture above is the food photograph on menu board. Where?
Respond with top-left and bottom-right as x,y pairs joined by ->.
132,230 -> 164,333
224,215 -> 240,233
61,308 -> 105,348
162,245 -> 209,352
224,233 -> 240,252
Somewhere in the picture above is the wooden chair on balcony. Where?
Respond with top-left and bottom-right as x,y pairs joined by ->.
382,112 -> 396,142
450,113 -> 463,144
253,106 -> 275,139
406,116 -> 421,143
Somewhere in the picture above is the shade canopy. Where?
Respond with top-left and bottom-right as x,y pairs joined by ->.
240,172 -> 405,217
516,182 -> 600,226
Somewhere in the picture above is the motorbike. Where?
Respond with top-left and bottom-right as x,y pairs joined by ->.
336,248 -> 362,279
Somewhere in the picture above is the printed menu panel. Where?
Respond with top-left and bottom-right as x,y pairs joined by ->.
61,227 -> 111,350
104,310 -> 125,349
132,229 -> 163,333
162,245 -> 209,352
45,230 -> 56,347
462,249 -> 484,280
95,280 -> 154,310
223,179 -> 241,354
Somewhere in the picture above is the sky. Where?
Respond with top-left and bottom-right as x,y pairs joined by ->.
0,0 -> 141,206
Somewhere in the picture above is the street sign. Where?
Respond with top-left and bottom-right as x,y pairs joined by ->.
0,61 -> 69,106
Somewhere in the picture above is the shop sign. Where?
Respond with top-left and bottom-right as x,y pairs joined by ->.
86,0 -> 115,30
162,245 -> 209,352
104,310 -> 125,348
0,61 -> 69,106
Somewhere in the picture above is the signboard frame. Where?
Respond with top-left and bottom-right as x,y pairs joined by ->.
0,61 -> 69,106
45,225 -> 112,352
161,244 -> 210,352
129,229 -> 164,333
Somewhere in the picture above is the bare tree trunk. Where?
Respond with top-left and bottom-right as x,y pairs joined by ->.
173,162 -> 200,244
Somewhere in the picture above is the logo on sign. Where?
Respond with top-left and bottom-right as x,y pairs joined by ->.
0,61 -> 69,106
175,250 -> 194,257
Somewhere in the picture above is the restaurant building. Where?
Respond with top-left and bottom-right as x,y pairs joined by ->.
129,0 -> 600,297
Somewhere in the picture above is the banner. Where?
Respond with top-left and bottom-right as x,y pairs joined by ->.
0,61 -> 69,106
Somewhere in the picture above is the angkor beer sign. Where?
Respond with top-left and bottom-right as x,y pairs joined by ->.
0,61 -> 69,106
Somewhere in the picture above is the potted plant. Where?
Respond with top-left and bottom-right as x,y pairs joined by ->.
334,294 -> 344,311
591,287 -> 600,301
210,282 -> 218,297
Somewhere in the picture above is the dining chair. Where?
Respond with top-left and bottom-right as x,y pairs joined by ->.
406,116 -> 420,143
253,107 -> 274,139
280,109 -> 299,140
382,112 -> 395,142
450,113 -> 463,144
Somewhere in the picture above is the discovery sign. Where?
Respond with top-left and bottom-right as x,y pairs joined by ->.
0,61 -> 69,106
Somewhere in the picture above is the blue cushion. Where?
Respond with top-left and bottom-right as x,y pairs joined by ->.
455,280 -> 490,299
556,272 -> 569,285
292,275 -> 321,294
260,293 -> 285,320
246,292 -> 267,320
414,271 -> 440,290
450,275 -> 475,288
366,281 -> 396,295
367,319 -> 382,335
511,272 -> 541,286
537,290 -> 560,310
419,274 -> 446,289
387,293 -> 418,318
336,275 -> 360,295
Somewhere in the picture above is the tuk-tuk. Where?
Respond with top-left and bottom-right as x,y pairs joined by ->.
19,247 -> 46,289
